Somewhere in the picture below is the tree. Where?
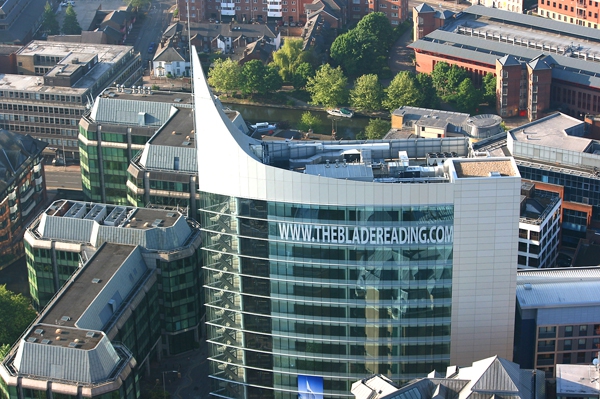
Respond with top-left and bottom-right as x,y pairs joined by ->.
306,64 -> 348,107
431,62 -> 450,97
330,13 -> 393,78
291,62 -> 314,89
455,78 -> 483,114
350,74 -> 384,112
482,72 -> 497,106
207,58 -> 242,96
416,73 -> 438,109
431,62 -> 469,101
445,65 -> 469,99
298,111 -> 322,132
355,12 -> 394,49
0,285 -> 36,356
41,1 -> 60,36
362,118 -> 391,140
271,39 -> 309,82
241,60 -> 282,95
62,5 -> 82,35
383,71 -> 423,111
123,0 -> 151,11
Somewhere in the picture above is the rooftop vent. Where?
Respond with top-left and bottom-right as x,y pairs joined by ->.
524,283 -> 532,290
152,219 -> 163,227
86,331 -> 95,338
34,329 -> 44,335
174,98 -> 182,102
55,329 -> 62,334
27,337 -> 37,343
166,212 -> 176,217
68,342 -> 79,348
92,278 -> 101,284
182,141 -> 190,146
61,316 -> 71,322
489,171 -> 501,177
41,339 -> 51,345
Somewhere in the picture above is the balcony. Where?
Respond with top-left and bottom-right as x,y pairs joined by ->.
221,9 -> 236,15
33,163 -> 42,173
220,2 -> 235,7
268,4 -> 281,10
268,10 -> 282,16
7,190 -> 16,201
21,201 -> 36,217
35,176 -> 43,186
20,187 -> 34,204
9,204 -> 18,214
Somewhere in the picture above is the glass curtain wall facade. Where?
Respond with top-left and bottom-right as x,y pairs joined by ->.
201,193 -> 454,399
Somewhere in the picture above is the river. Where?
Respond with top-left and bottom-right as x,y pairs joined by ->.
222,103 -> 372,139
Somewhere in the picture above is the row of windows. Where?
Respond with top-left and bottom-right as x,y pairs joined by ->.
0,114 -> 78,126
1,91 -> 83,104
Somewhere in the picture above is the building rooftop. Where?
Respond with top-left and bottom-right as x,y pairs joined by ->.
509,113 -> 593,153
30,200 -> 191,251
519,181 -> 561,225
39,243 -> 136,329
0,130 -> 46,194
16,41 -> 135,91
410,6 -> 600,87
556,364 -> 600,398
516,267 -> 600,309
452,159 -> 517,178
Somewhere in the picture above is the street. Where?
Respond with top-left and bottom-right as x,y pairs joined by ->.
44,165 -> 82,191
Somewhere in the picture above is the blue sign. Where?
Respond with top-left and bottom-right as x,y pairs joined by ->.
298,375 -> 323,399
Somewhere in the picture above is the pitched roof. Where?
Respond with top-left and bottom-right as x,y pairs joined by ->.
497,54 -> 520,66
414,3 -> 435,12
0,130 -> 47,194
153,44 -> 187,62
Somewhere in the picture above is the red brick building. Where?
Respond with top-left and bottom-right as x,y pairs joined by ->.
410,5 -> 600,121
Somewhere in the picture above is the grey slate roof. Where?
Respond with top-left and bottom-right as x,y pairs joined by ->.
0,130 -> 47,195
414,3 -> 435,12
498,55 -> 520,66
153,45 -> 187,63
0,0 -> 47,45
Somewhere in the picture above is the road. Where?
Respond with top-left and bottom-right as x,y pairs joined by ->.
44,165 -> 83,191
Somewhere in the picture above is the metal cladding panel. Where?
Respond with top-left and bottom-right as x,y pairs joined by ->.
38,215 -> 95,243
143,218 -> 191,251
143,145 -> 197,172
77,247 -> 147,331
95,225 -> 146,248
537,306 -> 600,326
15,337 -> 119,383
91,97 -> 186,126
516,281 -> 600,309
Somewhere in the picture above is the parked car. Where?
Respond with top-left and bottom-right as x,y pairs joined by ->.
148,42 -> 156,54
60,0 -> 75,6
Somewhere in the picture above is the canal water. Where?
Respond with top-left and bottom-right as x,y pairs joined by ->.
222,103 -> 372,139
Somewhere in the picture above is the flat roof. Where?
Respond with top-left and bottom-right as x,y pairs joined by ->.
556,364 -> 600,397
39,243 -> 135,330
151,107 -> 195,147
123,207 -> 180,229
453,159 -> 517,177
509,113 -> 592,153
0,74 -> 88,94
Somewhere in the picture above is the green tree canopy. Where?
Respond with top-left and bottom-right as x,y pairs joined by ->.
241,60 -> 282,95
482,72 -> 497,106
306,64 -> 348,107
41,1 -> 60,36
0,285 -> 36,355
416,73 -> 438,109
298,111 -> 322,132
350,74 -> 384,112
291,62 -> 314,89
271,39 -> 309,82
431,62 -> 469,101
208,58 -> 242,96
383,71 -> 423,111
62,5 -> 82,35
455,78 -> 483,114
330,13 -> 393,78
355,12 -> 394,49
358,118 -> 391,140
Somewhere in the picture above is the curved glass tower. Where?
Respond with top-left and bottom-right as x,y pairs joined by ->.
192,51 -> 521,399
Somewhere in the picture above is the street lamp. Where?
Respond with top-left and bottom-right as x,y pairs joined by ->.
161,370 -> 179,399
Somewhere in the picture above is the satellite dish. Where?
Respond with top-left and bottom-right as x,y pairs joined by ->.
593,358 -> 599,366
